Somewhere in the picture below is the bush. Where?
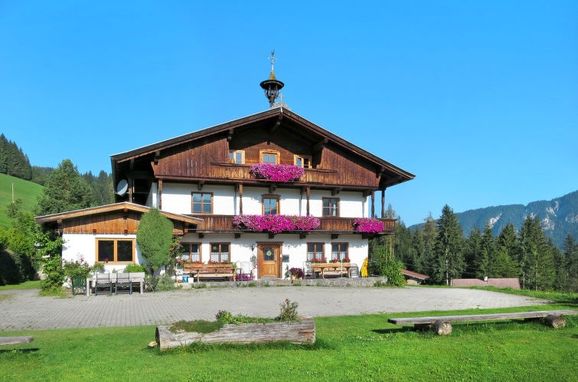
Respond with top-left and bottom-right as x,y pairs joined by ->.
145,274 -> 176,292
63,259 -> 92,280
276,298 -> 299,321
136,209 -> 174,274
124,264 -> 146,273
369,244 -> 405,286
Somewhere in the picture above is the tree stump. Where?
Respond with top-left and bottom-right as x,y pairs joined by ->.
433,320 -> 452,336
544,315 -> 566,329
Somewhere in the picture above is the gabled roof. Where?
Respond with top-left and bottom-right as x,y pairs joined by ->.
111,107 -> 414,184
36,202 -> 202,226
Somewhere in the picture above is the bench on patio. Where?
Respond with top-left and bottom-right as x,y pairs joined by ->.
86,272 -> 145,296
388,310 -> 578,335
312,263 -> 352,279
183,263 -> 235,282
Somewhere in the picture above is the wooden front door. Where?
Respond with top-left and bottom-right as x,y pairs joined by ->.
257,244 -> 281,278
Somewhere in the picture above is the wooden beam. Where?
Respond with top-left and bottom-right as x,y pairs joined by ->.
197,181 -> 204,191
381,188 -> 386,218
238,183 -> 243,215
158,179 -> 163,210
154,150 -> 161,165
0,336 -> 33,346
371,191 -> 375,218
305,186 -> 311,216
312,138 -> 328,153
227,128 -> 235,142
130,158 -> 135,170
269,115 -> 283,134
128,178 -> 134,203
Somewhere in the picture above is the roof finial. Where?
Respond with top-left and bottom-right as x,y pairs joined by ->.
260,50 -> 284,107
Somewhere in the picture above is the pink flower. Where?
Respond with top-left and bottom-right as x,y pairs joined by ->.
233,215 -> 320,234
250,164 -> 304,182
353,218 -> 385,233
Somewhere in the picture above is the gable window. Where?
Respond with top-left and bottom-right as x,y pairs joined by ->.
331,242 -> 349,261
260,150 -> 280,164
307,242 -> 325,262
229,150 -> 245,164
294,155 -> 312,169
322,197 -> 340,217
96,239 -> 135,263
192,192 -> 212,214
181,243 -> 201,263
263,195 -> 280,215
210,243 -> 230,263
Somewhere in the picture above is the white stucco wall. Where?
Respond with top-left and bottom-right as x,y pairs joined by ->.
160,183 -> 368,218
61,233 -> 144,273
180,233 -> 368,279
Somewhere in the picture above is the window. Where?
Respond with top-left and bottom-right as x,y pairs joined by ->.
96,239 -> 135,263
307,242 -> 325,262
322,197 -> 340,217
331,243 -> 349,261
229,150 -> 245,164
260,150 -> 279,164
294,155 -> 312,168
181,243 -> 201,263
262,195 -> 280,215
192,192 -> 212,214
210,243 -> 230,263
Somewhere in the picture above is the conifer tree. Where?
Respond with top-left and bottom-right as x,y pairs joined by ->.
519,217 -> 556,290
37,159 -> 93,215
421,215 -> 438,277
563,235 -> 578,291
478,225 -> 495,278
463,228 -> 482,278
433,205 -> 464,285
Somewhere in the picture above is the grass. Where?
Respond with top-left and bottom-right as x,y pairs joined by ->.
1,305 -> 577,381
0,173 -> 43,228
469,287 -> 578,306
0,280 -> 41,291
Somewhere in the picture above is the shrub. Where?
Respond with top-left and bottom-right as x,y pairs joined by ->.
136,209 -> 174,274
146,274 -> 176,292
63,259 -> 92,280
124,264 -> 146,273
370,244 -> 404,286
276,298 -> 299,321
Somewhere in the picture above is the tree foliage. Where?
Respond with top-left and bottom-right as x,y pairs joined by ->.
432,205 -> 464,285
0,134 -> 32,180
37,159 -> 93,215
369,237 -> 405,286
136,209 -> 174,274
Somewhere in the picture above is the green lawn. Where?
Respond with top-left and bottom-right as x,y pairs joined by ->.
1,306 -> 577,382
0,173 -> 43,227
470,287 -> 578,305
0,280 -> 41,291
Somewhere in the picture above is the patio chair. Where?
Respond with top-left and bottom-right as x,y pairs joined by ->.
304,262 -> 315,279
236,261 -> 254,281
129,272 -> 145,294
71,276 -> 86,296
115,272 -> 132,294
349,264 -> 360,278
94,273 -> 112,295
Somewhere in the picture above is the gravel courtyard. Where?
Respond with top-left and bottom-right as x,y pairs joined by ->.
0,287 -> 545,330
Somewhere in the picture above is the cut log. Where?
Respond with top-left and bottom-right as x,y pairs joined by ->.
544,315 -> 566,329
0,336 -> 34,346
156,318 -> 315,351
433,321 -> 452,336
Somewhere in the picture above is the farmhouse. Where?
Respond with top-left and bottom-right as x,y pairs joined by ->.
36,63 -> 414,280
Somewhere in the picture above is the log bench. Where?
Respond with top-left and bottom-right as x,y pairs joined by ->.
183,263 -> 235,282
0,336 -> 34,346
388,310 -> 578,336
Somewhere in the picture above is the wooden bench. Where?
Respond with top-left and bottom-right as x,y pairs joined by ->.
312,263 -> 351,279
0,336 -> 33,346
186,263 -> 235,282
388,310 -> 578,335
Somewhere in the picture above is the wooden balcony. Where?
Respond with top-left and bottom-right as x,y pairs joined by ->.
190,214 -> 396,235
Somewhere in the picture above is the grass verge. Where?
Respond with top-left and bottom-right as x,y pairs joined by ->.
1,306 -> 576,381
0,280 -> 41,291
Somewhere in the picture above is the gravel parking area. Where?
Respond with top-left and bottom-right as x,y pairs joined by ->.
0,287 -> 545,330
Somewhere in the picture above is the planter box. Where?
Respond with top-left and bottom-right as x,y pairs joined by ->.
155,318 -> 315,351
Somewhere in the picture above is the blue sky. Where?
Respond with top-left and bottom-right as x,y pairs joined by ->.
1,1 -> 577,225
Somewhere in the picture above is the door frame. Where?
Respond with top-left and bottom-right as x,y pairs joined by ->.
256,242 -> 283,278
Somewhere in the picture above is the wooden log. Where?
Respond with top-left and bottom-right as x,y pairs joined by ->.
544,315 -> 566,329
0,336 -> 34,346
156,318 -> 315,351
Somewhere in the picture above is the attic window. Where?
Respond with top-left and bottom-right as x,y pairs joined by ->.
260,150 -> 279,164
229,150 -> 245,164
294,155 -> 312,169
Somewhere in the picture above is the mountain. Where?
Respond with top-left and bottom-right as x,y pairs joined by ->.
411,190 -> 578,249
0,173 -> 44,228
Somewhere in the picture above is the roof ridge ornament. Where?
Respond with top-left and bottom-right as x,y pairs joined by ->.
260,50 -> 285,108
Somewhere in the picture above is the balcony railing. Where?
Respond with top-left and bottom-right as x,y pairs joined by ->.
190,214 -> 395,235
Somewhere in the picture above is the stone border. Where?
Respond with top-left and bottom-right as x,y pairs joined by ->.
179,276 -> 388,289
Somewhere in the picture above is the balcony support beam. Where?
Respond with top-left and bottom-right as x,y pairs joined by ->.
237,183 -> 244,215
157,179 -> 163,209
305,186 -> 311,216
371,191 -> 375,218
381,188 -> 386,218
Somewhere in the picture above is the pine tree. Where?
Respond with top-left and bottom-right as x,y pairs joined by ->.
478,224 -> 495,278
37,159 -> 93,215
563,235 -> 578,291
420,215 -> 438,277
519,216 -> 556,290
463,228 -> 482,278
433,205 -> 464,285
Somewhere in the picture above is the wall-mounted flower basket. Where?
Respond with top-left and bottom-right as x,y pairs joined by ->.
233,215 -> 320,234
353,218 -> 385,233
250,164 -> 304,182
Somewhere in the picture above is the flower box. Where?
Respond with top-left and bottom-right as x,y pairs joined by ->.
353,218 -> 385,233
233,215 -> 320,234
250,164 -> 304,182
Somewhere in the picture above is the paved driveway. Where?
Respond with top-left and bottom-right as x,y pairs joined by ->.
0,287 -> 545,330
